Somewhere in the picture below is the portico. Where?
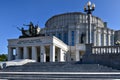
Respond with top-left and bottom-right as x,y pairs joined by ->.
8,36 -> 68,62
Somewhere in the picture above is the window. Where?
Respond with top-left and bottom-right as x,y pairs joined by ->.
52,33 -> 55,36
58,33 -> 62,40
71,31 -> 75,46
63,32 -> 68,44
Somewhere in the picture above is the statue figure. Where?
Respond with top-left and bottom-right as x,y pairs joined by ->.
17,22 -> 44,38
23,22 -> 35,36
35,24 -> 41,35
17,27 -> 29,37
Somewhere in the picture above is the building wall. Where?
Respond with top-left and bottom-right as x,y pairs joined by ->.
7,12 -> 119,62
115,30 -> 120,44
44,12 -> 114,46
8,36 -> 68,62
83,54 -> 120,69
42,12 -> 115,61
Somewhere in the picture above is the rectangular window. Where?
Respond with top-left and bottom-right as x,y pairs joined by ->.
58,33 -> 62,40
71,31 -> 74,46
52,33 -> 55,36
63,32 -> 68,45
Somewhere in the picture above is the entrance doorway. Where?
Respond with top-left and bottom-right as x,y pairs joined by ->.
36,46 -> 40,62
19,47 -> 23,59
28,47 -> 32,59
45,46 -> 50,62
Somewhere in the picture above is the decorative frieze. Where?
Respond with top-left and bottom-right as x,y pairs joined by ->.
17,39 -> 42,45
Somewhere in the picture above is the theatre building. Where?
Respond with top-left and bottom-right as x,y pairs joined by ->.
8,12 -> 117,62
8,36 -> 68,62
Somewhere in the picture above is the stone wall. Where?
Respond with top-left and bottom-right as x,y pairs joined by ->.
83,44 -> 120,69
83,53 -> 120,70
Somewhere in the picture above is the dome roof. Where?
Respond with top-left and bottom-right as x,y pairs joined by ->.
45,12 -> 104,28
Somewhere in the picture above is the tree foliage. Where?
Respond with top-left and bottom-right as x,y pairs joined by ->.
0,54 -> 7,61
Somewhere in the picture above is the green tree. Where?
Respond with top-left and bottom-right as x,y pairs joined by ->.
0,54 -> 7,61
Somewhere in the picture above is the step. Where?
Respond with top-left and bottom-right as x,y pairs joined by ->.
1,62 -> 119,72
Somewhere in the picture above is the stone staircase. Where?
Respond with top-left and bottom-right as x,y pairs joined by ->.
0,62 -> 120,80
1,62 -> 119,72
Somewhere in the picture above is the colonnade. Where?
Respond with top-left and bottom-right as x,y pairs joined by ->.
8,44 -> 66,62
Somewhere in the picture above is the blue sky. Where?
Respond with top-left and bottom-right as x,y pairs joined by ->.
0,0 -> 120,54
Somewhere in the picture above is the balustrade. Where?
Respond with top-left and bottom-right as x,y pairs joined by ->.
92,46 -> 120,54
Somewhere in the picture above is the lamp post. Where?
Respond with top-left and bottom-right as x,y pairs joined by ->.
84,1 -> 95,44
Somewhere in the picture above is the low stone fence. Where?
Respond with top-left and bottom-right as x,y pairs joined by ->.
92,46 -> 120,54
84,44 -> 120,69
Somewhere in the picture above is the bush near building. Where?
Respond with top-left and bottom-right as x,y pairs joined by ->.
0,54 -> 7,61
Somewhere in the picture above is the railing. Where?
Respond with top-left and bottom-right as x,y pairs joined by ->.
92,46 -> 120,54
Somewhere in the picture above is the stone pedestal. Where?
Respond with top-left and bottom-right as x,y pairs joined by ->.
82,43 -> 93,63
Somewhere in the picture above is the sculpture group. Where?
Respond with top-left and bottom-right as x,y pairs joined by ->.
17,22 -> 44,38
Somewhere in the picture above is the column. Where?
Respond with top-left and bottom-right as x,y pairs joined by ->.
94,29 -> 96,46
86,24 -> 88,44
111,32 -> 114,46
68,30 -> 71,45
16,47 -> 20,59
107,30 -> 111,46
50,44 -> 55,62
75,30 -> 79,44
59,49 -> 65,62
40,45 -> 46,62
23,47 -> 28,59
96,29 -> 98,46
103,33 -> 106,46
88,14 -> 92,44
108,34 -> 111,46
8,47 -> 13,61
32,46 -> 37,61
75,50 -> 80,61
98,32 -> 101,46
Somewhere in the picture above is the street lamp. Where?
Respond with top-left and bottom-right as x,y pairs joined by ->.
84,1 -> 95,44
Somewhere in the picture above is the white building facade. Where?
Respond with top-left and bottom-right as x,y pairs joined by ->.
8,36 -> 68,62
43,12 -> 115,61
8,12 -> 116,62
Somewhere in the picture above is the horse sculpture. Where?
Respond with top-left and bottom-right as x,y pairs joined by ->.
17,22 -> 42,38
